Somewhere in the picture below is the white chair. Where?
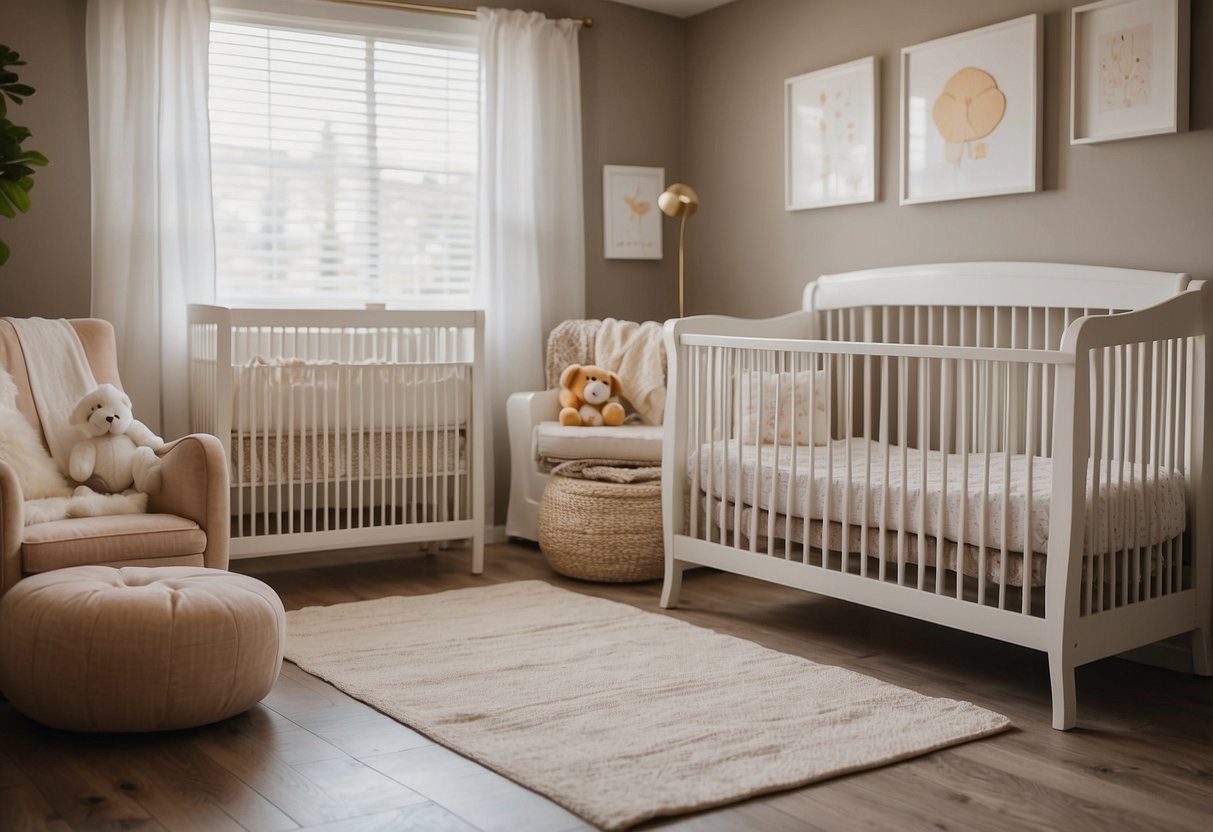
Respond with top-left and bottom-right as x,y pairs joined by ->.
506,320 -> 665,542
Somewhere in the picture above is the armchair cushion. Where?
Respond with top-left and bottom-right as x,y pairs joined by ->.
534,422 -> 663,463
22,514 -> 206,573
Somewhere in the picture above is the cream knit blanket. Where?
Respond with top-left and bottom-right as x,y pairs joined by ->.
4,317 -> 97,474
594,318 -> 667,425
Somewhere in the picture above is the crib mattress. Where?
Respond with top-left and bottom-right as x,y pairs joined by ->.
692,439 -> 1186,558
232,429 -> 465,488
702,503 -> 1047,587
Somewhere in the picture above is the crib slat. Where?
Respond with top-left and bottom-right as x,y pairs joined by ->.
766,352 -> 780,557
897,355 -> 908,586
935,357 -> 948,595
958,359 -> 970,602
878,354 -> 890,582
861,352 -> 872,577
841,354 -> 853,573
998,363 -> 1010,610
979,360 -> 992,608
784,351 -> 799,562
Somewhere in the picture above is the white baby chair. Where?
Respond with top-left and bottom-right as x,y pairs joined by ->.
506,319 -> 666,541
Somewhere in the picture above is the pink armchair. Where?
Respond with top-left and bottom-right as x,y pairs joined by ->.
0,319 -> 229,595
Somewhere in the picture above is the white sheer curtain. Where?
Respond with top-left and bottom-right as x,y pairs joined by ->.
86,0 -> 215,439
477,8 -> 585,524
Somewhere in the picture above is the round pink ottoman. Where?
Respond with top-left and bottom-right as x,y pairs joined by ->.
0,566 -> 285,732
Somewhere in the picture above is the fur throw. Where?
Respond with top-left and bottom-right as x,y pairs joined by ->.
0,369 -> 147,525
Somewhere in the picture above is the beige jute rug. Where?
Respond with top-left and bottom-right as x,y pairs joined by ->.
284,580 -> 1009,830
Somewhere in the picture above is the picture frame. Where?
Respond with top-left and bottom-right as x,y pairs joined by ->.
603,165 -> 663,260
899,15 -> 1042,206
1070,0 -> 1190,144
785,56 -> 879,211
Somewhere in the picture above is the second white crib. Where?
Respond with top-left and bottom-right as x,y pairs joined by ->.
189,306 -> 484,571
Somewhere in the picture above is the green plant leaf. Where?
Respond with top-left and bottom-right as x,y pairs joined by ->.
0,43 -> 45,266
0,177 -> 30,212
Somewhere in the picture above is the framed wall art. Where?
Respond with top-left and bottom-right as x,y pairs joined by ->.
1071,0 -> 1190,144
603,165 -> 663,260
785,56 -> 878,211
899,15 -> 1042,205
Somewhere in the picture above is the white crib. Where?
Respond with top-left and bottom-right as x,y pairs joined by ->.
660,262 -> 1211,729
188,306 -> 484,571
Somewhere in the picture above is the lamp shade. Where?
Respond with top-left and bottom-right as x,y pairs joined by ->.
658,183 -> 699,219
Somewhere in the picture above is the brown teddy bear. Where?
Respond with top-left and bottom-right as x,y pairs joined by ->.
559,364 -> 625,427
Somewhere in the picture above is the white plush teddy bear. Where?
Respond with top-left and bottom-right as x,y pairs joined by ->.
68,383 -> 164,494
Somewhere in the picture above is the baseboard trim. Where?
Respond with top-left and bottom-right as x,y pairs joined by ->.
1118,640 -> 1194,674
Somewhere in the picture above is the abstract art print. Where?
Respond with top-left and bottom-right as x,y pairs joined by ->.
899,15 -> 1041,205
785,56 -> 878,210
1071,0 -> 1189,144
603,165 -> 663,260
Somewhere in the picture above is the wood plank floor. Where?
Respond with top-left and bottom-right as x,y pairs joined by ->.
3,542 -> 1212,832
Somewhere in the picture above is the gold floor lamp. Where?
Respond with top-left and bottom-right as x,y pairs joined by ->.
658,183 -> 699,318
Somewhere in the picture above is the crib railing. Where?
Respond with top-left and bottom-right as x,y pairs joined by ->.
670,320 -> 1198,621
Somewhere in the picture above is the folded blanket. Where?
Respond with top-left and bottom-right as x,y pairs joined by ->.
4,317 -> 97,474
594,318 -> 667,425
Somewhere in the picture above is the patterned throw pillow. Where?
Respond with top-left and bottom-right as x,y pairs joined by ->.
738,370 -> 830,446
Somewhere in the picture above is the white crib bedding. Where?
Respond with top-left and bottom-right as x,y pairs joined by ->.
700,503 -> 1047,587
232,429 -> 465,488
231,360 -> 470,432
691,439 -> 1186,559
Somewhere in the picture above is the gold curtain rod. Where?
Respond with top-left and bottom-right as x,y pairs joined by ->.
325,0 -> 593,28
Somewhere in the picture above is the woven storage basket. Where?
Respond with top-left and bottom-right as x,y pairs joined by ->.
538,461 -> 663,582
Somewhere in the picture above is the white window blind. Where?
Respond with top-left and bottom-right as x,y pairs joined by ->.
208,8 -> 478,307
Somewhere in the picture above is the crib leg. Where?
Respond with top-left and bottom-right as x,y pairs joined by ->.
1191,626 -> 1212,676
660,560 -> 685,609
1048,649 -> 1077,730
471,532 -> 485,576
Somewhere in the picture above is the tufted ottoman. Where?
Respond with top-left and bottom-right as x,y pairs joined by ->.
0,565 -> 285,732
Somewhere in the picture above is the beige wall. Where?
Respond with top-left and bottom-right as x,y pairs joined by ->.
684,0 -> 1213,318
0,0 -> 92,319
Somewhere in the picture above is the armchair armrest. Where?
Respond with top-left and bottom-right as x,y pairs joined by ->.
506,389 -> 560,541
148,433 -> 230,571
508,388 -> 561,430
0,460 -> 24,596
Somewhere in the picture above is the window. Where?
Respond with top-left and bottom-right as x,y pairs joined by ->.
208,2 -> 478,307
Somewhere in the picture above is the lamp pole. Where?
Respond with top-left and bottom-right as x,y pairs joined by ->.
677,212 -> 688,318
658,183 -> 699,318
